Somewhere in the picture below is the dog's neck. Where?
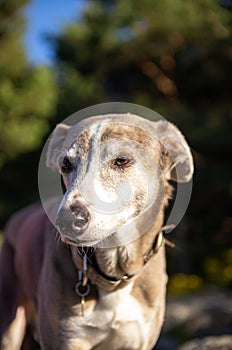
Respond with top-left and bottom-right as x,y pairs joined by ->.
71,214 -> 164,284
94,215 -> 164,279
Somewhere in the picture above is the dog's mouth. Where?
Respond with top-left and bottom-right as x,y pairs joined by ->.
55,217 -> 103,247
58,227 -> 121,248
59,233 -> 100,247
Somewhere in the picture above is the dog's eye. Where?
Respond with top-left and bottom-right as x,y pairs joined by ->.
61,156 -> 74,174
114,157 -> 132,168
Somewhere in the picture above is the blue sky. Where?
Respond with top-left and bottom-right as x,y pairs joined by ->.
24,0 -> 86,65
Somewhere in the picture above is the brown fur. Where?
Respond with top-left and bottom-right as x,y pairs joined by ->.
101,124 -> 153,148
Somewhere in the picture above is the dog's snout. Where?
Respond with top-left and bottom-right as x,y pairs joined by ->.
70,201 -> 90,232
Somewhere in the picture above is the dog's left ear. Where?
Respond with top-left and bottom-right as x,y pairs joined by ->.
153,120 -> 194,183
46,123 -> 70,171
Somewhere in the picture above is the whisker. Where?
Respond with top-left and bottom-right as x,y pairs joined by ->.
77,246 -> 95,263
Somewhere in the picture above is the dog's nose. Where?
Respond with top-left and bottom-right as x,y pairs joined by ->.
70,201 -> 90,232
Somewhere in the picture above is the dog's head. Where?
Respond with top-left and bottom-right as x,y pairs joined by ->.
46,114 -> 193,247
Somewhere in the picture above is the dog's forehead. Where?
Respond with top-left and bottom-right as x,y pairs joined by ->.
67,114 -> 159,151
100,123 -> 153,147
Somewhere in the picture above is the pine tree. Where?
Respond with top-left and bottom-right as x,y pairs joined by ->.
53,0 -> 231,145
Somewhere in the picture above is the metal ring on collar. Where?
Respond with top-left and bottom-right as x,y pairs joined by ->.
75,281 -> 91,297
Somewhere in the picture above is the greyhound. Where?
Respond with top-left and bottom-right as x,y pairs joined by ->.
0,113 -> 193,349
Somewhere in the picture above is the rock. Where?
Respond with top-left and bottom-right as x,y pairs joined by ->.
178,335 -> 232,349
164,288 -> 232,339
155,288 -> 232,349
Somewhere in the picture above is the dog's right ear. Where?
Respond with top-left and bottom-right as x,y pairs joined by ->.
46,123 -> 70,171
152,120 -> 194,183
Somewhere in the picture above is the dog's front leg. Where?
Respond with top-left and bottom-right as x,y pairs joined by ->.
0,239 -> 26,350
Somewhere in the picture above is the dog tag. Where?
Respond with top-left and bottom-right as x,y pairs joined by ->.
75,281 -> 91,317
81,297 -> 85,317
75,254 -> 90,316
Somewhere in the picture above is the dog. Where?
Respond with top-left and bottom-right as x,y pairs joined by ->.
0,113 -> 193,350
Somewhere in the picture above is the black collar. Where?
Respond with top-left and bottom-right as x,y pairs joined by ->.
76,246 -> 135,282
76,230 -> 164,284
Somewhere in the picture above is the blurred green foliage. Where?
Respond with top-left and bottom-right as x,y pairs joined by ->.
0,0 -> 57,167
0,0 -> 231,291
204,248 -> 232,286
168,273 -> 204,296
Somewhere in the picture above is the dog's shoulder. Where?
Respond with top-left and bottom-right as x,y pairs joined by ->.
3,203 -> 51,247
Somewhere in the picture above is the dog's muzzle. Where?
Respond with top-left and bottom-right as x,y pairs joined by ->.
56,201 -> 90,237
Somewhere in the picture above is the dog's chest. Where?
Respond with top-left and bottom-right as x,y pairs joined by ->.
93,284 -> 145,327
60,283 -> 150,349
